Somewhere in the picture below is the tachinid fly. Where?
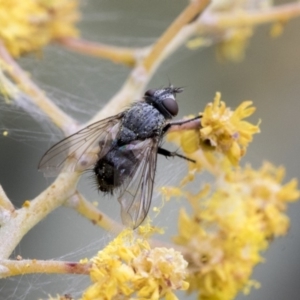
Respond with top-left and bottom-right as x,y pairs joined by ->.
39,86 -> 197,228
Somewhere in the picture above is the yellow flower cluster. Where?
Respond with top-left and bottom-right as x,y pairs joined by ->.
0,0 -> 79,57
81,230 -> 189,300
168,93 -> 260,181
162,162 -> 299,300
200,92 -> 260,164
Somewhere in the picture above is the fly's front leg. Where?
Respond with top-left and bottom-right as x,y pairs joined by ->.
157,147 -> 195,163
162,115 -> 201,135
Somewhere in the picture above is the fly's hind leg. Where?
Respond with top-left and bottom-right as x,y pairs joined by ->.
157,147 -> 195,163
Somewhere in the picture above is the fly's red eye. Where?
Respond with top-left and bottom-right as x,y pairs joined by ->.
162,98 -> 178,116
145,89 -> 156,97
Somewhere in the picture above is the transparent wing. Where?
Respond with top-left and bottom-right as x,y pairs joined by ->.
118,138 -> 159,229
38,113 -> 124,176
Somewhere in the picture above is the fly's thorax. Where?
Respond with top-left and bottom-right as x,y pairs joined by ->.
120,102 -> 166,142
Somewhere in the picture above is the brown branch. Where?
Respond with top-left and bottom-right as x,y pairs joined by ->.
0,41 -> 76,135
89,0 -> 211,124
0,173 -> 79,259
198,2 -> 300,31
65,192 -> 124,234
58,37 -> 140,67
58,0 -> 211,70
143,0 -> 211,72
0,259 -> 90,278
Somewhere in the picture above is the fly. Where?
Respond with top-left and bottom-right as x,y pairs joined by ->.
39,86 -> 199,228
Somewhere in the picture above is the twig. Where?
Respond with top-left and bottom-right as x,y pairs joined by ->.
58,2 -> 300,72
65,192 -> 124,234
198,2 -> 300,31
58,0 -> 211,71
0,41 -> 76,135
0,259 -> 90,278
58,37 -> 142,67
0,173 -> 79,259
142,0 -> 211,72
89,0 -> 211,124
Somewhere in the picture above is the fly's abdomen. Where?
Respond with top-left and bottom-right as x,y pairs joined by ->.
94,147 -> 137,194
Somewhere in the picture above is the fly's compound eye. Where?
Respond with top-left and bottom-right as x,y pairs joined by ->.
145,89 -> 156,98
162,98 -> 178,116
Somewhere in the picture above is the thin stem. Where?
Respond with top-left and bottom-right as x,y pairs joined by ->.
0,173 -> 79,259
58,37 -> 140,67
89,1 -> 210,124
143,0 -> 211,72
0,259 -> 90,278
0,42 -> 76,135
65,192 -> 124,234
199,2 -> 300,31
57,3 -> 300,70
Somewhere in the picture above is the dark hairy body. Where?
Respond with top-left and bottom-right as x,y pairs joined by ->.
39,86 -> 199,228
94,102 -> 166,193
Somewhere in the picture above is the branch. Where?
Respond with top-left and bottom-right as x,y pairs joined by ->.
142,0 -> 210,72
0,259 -> 90,278
58,37 -> 142,67
89,0 -> 211,124
57,0 -> 210,70
0,42 -> 76,135
0,173 -> 79,259
198,2 -> 300,31
65,192 -> 124,234
56,2 -> 300,70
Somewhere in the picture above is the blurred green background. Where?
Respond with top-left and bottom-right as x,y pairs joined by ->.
1,0 -> 300,299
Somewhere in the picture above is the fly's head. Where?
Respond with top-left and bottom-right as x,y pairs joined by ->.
144,86 -> 183,119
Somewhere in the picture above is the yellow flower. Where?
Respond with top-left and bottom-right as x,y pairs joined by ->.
200,92 -> 260,165
0,0 -> 79,57
81,230 -> 189,300
163,162 -> 299,300
167,93 -> 260,180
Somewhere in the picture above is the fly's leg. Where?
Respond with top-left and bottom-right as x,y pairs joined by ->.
157,147 -> 195,163
160,115 -> 201,163
162,115 -> 201,135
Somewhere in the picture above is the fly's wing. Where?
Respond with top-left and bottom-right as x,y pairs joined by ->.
38,113 -> 123,177
118,138 -> 159,229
